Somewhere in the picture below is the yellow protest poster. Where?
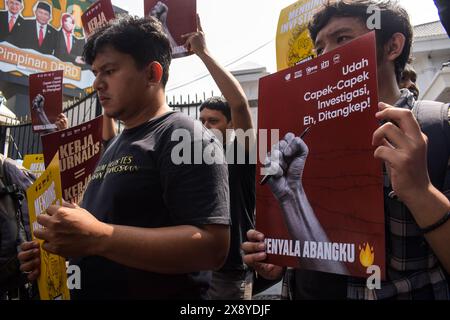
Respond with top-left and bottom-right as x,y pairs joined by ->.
26,152 -> 70,300
276,0 -> 326,71
23,154 -> 45,178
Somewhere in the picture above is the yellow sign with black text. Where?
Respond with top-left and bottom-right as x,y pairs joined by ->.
276,0 -> 326,71
26,152 -> 70,300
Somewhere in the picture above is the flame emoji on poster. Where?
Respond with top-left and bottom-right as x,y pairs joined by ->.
359,243 -> 375,267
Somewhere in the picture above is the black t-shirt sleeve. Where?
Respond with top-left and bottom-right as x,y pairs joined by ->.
159,122 -> 230,226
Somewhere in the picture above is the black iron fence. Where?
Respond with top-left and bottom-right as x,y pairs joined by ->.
1,92 -> 209,160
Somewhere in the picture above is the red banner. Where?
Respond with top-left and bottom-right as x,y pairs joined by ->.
29,70 -> 63,132
257,32 -> 385,279
144,0 -> 196,58
81,0 -> 115,38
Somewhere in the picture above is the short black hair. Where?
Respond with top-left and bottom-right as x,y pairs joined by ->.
200,97 -> 231,122
308,0 -> 413,82
401,63 -> 417,80
36,1 -> 51,13
83,15 -> 172,86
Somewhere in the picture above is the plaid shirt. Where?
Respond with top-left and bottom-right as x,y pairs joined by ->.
348,91 -> 449,299
346,187 -> 450,300
282,91 -> 450,300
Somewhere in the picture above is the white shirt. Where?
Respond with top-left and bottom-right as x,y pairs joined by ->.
36,22 -> 48,39
7,12 -> 18,27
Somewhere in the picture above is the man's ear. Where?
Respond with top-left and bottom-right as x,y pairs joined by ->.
384,32 -> 406,62
147,62 -> 163,85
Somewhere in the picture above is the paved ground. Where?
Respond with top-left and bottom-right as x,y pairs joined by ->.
252,281 -> 282,300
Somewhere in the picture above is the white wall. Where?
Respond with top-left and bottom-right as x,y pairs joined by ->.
413,51 -> 450,98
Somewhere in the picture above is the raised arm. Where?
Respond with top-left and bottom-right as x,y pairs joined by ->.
182,15 -> 255,149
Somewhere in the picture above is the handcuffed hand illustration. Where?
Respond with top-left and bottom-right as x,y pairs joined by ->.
32,94 -> 53,129
263,132 -> 349,275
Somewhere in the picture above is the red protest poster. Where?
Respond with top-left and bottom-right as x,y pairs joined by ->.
144,0 -> 196,58
81,0 -> 116,38
257,32 -> 385,279
41,116 -> 103,203
29,70 -> 63,133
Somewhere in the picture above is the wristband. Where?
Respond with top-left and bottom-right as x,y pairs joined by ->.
420,211 -> 450,235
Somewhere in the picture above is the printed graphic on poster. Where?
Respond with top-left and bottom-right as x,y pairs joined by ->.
29,70 -> 63,133
81,0 -> 115,38
257,32 -> 385,278
26,152 -> 70,300
23,153 -> 45,177
276,0 -> 326,71
0,0 -> 95,89
144,0 -> 196,58
41,115 -> 103,203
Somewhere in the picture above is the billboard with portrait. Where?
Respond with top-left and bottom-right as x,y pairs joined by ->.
0,0 -> 95,89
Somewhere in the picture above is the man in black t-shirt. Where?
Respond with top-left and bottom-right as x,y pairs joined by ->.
183,16 -> 256,300
18,16 -> 230,300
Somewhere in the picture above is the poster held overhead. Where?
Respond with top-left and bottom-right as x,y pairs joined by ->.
81,0 -> 115,39
144,0 -> 196,58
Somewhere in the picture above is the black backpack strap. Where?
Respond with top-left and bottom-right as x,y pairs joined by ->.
412,100 -> 450,191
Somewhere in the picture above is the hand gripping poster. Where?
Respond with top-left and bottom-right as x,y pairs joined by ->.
28,70 -> 63,133
257,32 -> 385,279
144,0 -> 196,58
41,115 -> 103,203
26,152 -> 70,300
276,0 -> 326,71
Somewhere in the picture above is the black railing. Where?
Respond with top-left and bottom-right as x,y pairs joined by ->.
1,92 -> 212,160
